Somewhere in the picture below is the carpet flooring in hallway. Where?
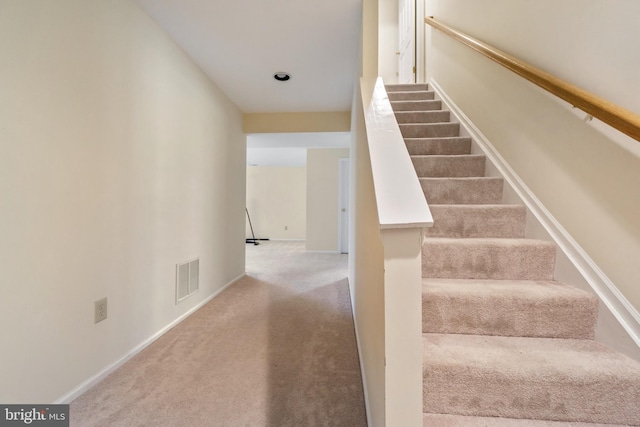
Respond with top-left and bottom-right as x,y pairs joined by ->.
70,241 -> 367,427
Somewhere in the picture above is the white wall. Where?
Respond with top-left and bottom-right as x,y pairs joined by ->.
306,148 -> 350,251
350,80 -> 386,427
426,0 -> 640,311
347,1 -> 388,425
378,0 -> 399,84
0,0 -> 246,403
427,0 -> 640,118
246,166 -> 307,240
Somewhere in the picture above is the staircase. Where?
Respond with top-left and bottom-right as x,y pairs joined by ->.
385,83 -> 640,426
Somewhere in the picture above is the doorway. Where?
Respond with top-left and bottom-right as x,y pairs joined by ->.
398,0 -> 416,83
398,0 -> 425,84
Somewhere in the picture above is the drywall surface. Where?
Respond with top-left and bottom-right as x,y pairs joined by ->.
243,112 -> 351,133
426,0 -> 640,311
378,0 -> 399,84
361,0 -> 379,79
246,166 -> 307,240
350,80 -> 386,427
0,0 -> 246,402
306,148 -> 350,252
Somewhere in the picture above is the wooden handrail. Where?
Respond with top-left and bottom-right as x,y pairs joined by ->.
425,16 -> 640,142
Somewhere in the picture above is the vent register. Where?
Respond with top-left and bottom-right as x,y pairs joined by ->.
176,258 -> 199,304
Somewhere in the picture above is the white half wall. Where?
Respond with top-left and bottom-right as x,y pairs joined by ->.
306,148 -> 351,252
246,166 -> 307,240
0,0 -> 246,403
350,79 -> 386,427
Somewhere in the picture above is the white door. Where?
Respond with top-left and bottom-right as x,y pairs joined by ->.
338,159 -> 350,254
398,0 -> 416,84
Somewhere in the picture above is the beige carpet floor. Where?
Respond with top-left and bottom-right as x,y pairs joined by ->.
71,241 -> 367,426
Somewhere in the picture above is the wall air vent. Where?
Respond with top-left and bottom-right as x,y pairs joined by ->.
176,258 -> 199,304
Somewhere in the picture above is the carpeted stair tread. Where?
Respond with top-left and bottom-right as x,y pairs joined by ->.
423,334 -> 640,425
422,279 -> 598,339
426,204 -> 526,238
400,122 -> 460,138
388,90 -> 435,101
423,413 -> 634,427
395,110 -> 451,124
412,154 -> 486,178
405,137 -> 472,155
422,238 -> 556,280
386,83 -> 429,92
391,99 -> 442,111
420,177 -> 504,204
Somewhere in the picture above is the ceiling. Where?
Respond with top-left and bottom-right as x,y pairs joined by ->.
134,0 -> 363,113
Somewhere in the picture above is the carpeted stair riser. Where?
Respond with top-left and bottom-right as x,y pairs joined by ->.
400,123 -> 460,138
395,111 -> 451,124
423,334 -> 640,425
423,414 -> 635,427
425,205 -> 526,238
405,137 -> 472,156
412,155 -> 485,178
420,177 -> 504,204
422,279 -> 598,339
387,90 -> 435,101
391,100 -> 442,111
422,238 -> 556,280
386,83 -> 429,92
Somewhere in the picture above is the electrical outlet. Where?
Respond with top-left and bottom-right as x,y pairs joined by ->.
94,298 -> 108,324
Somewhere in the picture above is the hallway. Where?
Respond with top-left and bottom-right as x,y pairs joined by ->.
70,241 -> 367,426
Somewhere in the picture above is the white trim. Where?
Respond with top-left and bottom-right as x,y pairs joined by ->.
305,250 -> 341,254
429,78 -> 640,349
55,273 -> 246,404
349,280 -> 373,427
361,77 -> 433,229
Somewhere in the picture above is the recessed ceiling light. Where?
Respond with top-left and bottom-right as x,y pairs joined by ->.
273,72 -> 291,82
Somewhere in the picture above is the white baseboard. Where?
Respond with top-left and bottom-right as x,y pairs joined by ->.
55,273 -> 246,404
429,78 -> 640,350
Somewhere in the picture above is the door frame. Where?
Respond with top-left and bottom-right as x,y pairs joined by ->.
398,0 -> 416,83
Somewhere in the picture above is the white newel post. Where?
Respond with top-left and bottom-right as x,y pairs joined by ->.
382,227 -> 424,427
359,77 -> 431,427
